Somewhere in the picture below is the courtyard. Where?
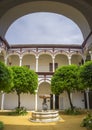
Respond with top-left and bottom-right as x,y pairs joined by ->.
0,110 -> 87,130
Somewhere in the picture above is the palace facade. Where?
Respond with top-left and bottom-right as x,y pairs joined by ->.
0,37 -> 92,110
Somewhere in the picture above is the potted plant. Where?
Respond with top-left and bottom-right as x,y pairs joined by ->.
81,113 -> 92,130
0,121 -> 4,130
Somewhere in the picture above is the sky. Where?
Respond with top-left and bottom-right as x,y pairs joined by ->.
5,12 -> 84,45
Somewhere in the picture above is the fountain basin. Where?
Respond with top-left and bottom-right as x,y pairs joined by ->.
31,110 -> 60,122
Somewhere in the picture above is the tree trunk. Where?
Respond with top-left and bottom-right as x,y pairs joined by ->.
67,91 -> 74,110
17,93 -> 20,108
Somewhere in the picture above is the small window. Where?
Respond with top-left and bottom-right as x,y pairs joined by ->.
55,63 -> 58,70
49,63 -> 58,71
49,63 -> 53,72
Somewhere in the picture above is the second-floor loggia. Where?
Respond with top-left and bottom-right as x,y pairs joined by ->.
0,51 -> 84,74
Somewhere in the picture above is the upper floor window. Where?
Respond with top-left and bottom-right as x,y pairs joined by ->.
49,63 -> 58,72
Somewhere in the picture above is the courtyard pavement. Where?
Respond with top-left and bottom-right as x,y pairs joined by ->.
0,110 -> 86,130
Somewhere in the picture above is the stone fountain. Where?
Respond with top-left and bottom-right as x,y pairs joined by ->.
31,94 -> 60,122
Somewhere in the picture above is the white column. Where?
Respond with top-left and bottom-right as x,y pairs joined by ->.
68,56 -> 73,103
89,51 -> 92,60
1,57 -> 7,110
52,57 -> 55,72
86,88 -> 90,110
34,90 -> 38,111
68,56 -> 71,65
53,94 -> 55,110
0,48 -> 1,53
83,55 -> 86,63
1,92 -> 5,110
4,57 -> 7,65
19,56 -> 22,66
36,56 -> 39,72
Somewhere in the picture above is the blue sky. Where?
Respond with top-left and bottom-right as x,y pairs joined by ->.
5,12 -> 84,45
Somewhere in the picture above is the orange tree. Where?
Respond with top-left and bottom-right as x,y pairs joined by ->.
11,66 -> 38,108
0,61 -> 13,92
79,61 -> 92,90
51,64 -> 80,110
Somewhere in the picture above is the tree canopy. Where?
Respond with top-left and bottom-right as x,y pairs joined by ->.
11,66 -> 38,108
51,64 -> 79,109
0,61 -> 13,92
79,61 -> 92,90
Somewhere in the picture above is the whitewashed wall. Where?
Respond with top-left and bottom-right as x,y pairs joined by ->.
59,91 -> 85,110
4,92 -> 35,110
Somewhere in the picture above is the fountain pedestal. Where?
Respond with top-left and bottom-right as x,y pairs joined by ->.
31,94 -> 60,122
31,110 -> 60,122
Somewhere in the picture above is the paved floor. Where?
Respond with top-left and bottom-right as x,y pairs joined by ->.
0,111 -> 86,130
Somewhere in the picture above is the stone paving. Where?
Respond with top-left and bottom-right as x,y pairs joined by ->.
0,111 -> 86,130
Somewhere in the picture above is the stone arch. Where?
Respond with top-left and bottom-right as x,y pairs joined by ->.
38,79 -> 51,86
0,54 -> 4,62
22,51 -> 36,58
71,53 -> 83,65
0,49 -> 6,56
38,50 -> 53,58
6,53 -> 20,59
38,81 -> 51,110
0,1 -> 90,41
7,54 -> 20,66
55,53 -> 69,67
54,51 -> 69,58
38,53 -> 52,72
70,51 -> 83,58
22,53 -> 36,70
0,49 -> 6,63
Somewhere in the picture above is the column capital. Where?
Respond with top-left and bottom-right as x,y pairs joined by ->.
20,56 -> 22,60
83,55 -> 86,59
86,88 -> 89,93
88,51 -> 92,60
35,89 -> 38,93
89,51 -> 92,54
4,56 -> 7,65
68,55 -> 71,60
36,56 -> 39,59
19,56 -> 22,66
52,56 -> 55,59
68,55 -> 71,65
4,56 -> 7,60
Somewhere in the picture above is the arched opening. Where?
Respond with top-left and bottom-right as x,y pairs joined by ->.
0,1 -> 90,43
71,54 -> 83,65
55,54 -> 68,68
38,54 -> 52,72
5,12 -> 83,45
7,55 -> 19,66
0,55 -> 4,63
22,54 -> 36,71
38,82 -> 51,110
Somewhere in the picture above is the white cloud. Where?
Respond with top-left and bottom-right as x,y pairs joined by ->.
5,12 -> 84,45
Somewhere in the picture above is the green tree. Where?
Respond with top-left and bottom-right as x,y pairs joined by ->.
11,66 -> 38,108
79,61 -> 92,90
0,61 -> 13,92
51,65 -> 79,110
